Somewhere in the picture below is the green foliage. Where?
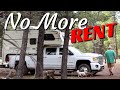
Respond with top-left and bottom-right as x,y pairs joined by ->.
72,11 -> 114,53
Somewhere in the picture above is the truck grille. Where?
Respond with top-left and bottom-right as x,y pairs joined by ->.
98,56 -> 104,65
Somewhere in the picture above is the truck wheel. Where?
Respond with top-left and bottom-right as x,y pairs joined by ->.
78,64 -> 91,72
29,70 -> 35,75
15,64 -> 28,75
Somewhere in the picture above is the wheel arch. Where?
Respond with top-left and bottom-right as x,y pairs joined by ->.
76,60 -> 91,70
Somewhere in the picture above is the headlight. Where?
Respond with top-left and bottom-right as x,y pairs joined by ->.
93,57 -> 99,62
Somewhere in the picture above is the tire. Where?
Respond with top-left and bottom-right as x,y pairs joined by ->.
78,64 -> 91,72
29,70 -> 35,75
15,64 -> 28,75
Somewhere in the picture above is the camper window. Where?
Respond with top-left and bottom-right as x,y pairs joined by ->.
30,38 -> 36,45
44,34 -> 55,40
46,48 -> 57,55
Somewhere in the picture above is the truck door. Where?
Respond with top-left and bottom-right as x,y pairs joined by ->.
57,48 -> 75,69
44,47 -> 58,69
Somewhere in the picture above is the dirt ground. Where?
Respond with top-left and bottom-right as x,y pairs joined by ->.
1,60 -> 120,79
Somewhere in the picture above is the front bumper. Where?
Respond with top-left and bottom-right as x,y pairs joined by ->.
90,63 -> 104,71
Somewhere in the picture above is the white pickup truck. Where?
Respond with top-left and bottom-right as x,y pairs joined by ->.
2,29 -> 104,75
7,46 -> 104,75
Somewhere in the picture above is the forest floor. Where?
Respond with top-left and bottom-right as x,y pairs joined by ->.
1,59 -> 120,79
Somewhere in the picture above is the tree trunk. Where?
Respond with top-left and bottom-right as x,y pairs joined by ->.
16,11 -> 33,79
35,27 -> 45,79
113,12 -> 118,58
61,11 -> 70,79
16,30 -> 29,79
35,11 -> 45,79
91,11 -> 100,53
99,39 -> 104,55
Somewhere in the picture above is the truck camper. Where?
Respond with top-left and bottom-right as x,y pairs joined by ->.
2,29 -> 104,75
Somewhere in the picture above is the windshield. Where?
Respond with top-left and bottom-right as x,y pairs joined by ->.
69,47 -> 83,55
